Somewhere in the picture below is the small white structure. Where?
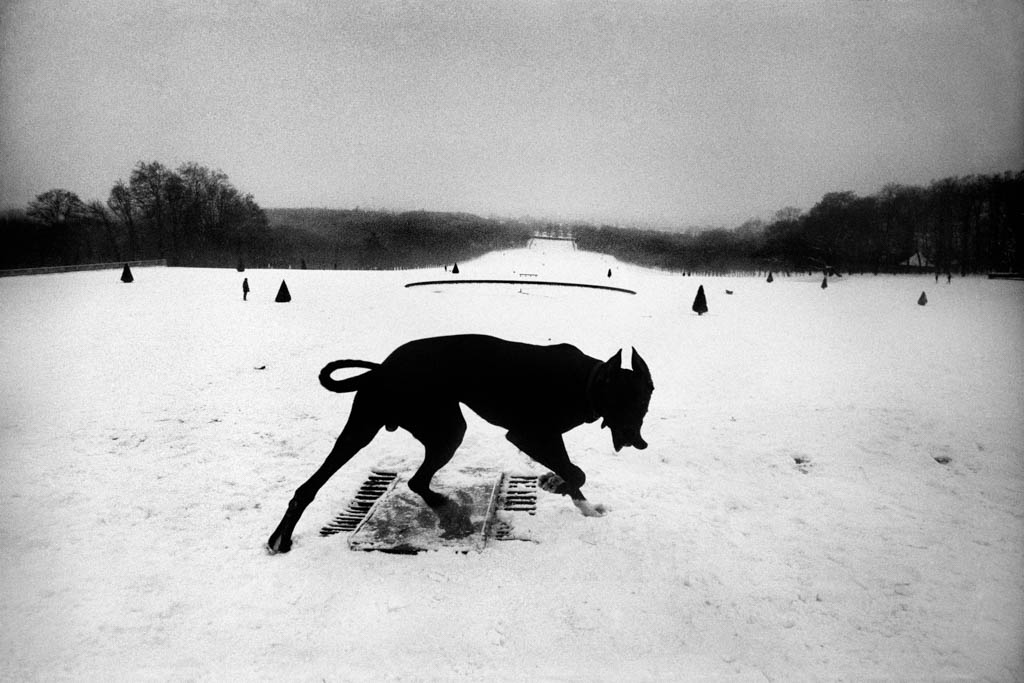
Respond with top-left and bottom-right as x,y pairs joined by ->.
902,251 -> 931,268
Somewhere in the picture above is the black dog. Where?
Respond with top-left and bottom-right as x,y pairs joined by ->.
267,334 -> 654,554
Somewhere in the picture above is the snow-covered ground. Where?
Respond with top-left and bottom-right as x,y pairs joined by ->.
1,240 -> 1022,680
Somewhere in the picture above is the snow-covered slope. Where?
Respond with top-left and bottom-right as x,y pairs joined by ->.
1,243 -> 1021,680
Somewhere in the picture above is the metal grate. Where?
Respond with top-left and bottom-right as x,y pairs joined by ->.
493,474 -> 538,541
500,475 -> 538,514
319,470 -> 398,536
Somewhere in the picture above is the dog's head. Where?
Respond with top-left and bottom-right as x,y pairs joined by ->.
592,348 -> 654,452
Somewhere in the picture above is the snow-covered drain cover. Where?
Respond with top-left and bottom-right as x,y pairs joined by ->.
322,470 -> 539,553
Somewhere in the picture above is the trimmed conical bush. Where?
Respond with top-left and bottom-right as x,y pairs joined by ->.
120,264 -> 134,283
821,276 -> 828,289
767,271 -> 774,283
918,291 -> 928,306
236,258 -> 245,273
452,263 -> 460,274
275,280 -> 291,303
692,285 -> 708,316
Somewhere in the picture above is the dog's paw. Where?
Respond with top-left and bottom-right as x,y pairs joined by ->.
538,472 -> 565,494
266,536 -> 291,555
573,499 -> 608,517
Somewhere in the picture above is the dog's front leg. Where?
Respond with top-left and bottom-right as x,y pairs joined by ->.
572,498 -> 608,517
506,431 -> 606,517
537,473 -> 607,517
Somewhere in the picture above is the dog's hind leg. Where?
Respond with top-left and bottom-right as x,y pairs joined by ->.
406,405 -> 467,509
267,397 -> 382,554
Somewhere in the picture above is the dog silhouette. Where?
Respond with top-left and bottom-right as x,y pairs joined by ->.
267,334 -> 654,554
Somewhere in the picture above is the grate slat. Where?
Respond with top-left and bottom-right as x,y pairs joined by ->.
319,471 -> 398,537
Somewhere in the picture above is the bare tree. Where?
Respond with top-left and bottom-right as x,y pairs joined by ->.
129,161 -> 174,258
85,200 -> 122,261
108,180 -> 139,259
26,189 -> 85,226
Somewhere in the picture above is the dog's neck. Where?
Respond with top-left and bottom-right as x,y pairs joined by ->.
583,362 -> 603,423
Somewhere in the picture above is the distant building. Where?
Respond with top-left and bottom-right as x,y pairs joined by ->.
902,251 -> 931,269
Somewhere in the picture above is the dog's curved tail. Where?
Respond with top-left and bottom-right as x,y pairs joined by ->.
318,359 -> 380,393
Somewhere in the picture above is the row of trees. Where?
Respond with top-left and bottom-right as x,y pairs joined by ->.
263,208 -> 531,270
762,171 -> 1023,275
1,161 -> 269,269
576,170 -> 1023,275
0,163 -> 531,271
4,166 -> 1020,274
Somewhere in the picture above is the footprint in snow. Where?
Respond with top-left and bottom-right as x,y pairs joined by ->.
793,455 -> 813,474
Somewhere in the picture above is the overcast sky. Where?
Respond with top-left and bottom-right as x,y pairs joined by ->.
1,1 -> 1022,227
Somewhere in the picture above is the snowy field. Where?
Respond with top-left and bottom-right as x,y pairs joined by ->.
1,240 -> 1022,681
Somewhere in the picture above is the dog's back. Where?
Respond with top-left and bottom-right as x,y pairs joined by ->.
372,334 -> 600,434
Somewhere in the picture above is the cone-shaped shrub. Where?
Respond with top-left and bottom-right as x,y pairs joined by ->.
821,276 -> 828,289
452,263 -> 460,274
275,280 -> 292,303
767,272 -> 774,283
236,258 -> 245,273
120,264 -> 134,283
918,291 -> 927,306
607,268 -> 612,278
692,285 -> 708,316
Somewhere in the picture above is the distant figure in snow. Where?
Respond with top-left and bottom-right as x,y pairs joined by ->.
607,268 -> 612,278
947,272 -> 952,284
243,278 -> 250,301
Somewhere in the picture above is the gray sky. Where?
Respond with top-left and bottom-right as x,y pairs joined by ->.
1,1 -> 1022,227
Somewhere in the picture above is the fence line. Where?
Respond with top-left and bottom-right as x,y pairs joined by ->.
0,259 -> 168,278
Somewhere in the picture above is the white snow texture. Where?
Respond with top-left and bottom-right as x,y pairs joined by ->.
1,239 -> 1022,680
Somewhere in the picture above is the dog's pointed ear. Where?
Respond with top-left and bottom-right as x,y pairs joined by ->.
605,349 -> 623,370
631,348 -> 651,382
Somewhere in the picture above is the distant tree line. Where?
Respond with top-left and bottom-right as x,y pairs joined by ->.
576,170 -> 1023,275
4,166 -> 1020,274
0,162 -> 531,271
1,161 -> 270,269
262,208 -> 531,270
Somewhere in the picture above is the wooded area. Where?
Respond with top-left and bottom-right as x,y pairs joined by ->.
1,161 -> 268,270
262,208 -> 531,270
3,165 -> 1020,274
0,160 -> 530,271
577,171 -> 1023,276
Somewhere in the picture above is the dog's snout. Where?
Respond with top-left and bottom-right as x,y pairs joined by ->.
609,424 -> 648,452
